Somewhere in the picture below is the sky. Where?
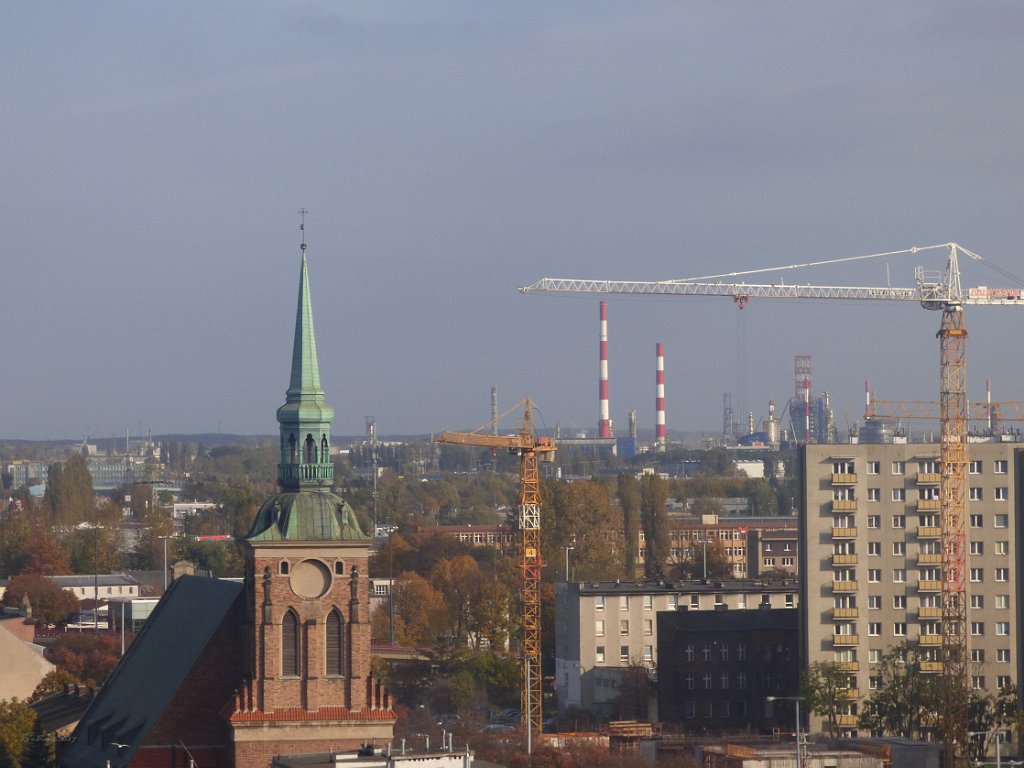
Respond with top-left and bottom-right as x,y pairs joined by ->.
3,2 -> 1024,441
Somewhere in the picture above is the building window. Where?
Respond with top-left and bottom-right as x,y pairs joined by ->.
868,595 -> 881,610
995,459 -> 1008,474
970,541 -> 984,556
737,672 -> 747,689
785,593 -> 795,608
868,542 -> 881,556
737,644 -> 746,661
867,515 -> 880,529
685,673 -> 694,690
282,610 -> 300,677
867,461 -> 880,475
720,645 -> 729,662
868,569 -> 881,583
620,620 -> 629,635
596,646 -> 605,662
996,595 -> 1010,609
894,622 -> 907,636
893,569 -> 906,583
644,619 -> 653,636
998,649 -> 1011,663
720,673 -> 729,689
970,568 -> 984,583
703,645 -> 712,662
970,514 -> 984,528
997,622 -> 1010,636
893,542 -> 905,556
972,649 -> 985,663
620,646 -> 629,662
869,676 -> 881,690
667,594 -> 677,609
995,514 -> 1009,528
621,596 -> 629,611
595,596 -> 604,611
996,568 -> 1009,582
892,489 -> 906,502
869,649 -> 881,663
971,595 -> 984,609
996,541 -> 1009,555
334,561 -> 345,575
685,645 -> 694,662
971,622 -> 985,636
596,620 -> 605,637
969,487 -> 983,501
869,623 -> 881,636
969,460 -> 982,475
972,676 -> 986,690
326,609 -> 344,676
892,461 -> 905,475
643,594 -> 653,610
892,515 -> 905,528
995,487 -> 1009,501
690,595 -> 700,609
998,675 -> 1013,690
893,595 -> 906,609
685,702 -> 695,719
783,557 -> 794,567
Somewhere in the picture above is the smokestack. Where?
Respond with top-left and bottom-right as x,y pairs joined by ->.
865,380 -> 871,420
598,301 -> 611,438
655,342 -> 666,449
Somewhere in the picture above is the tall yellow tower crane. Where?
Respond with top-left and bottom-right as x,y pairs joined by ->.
434,398 -> 555,748
522,243 -> 1023,768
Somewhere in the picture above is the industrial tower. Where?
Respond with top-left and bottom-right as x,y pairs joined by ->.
522,243 -> 1022,767
434,399 -> 555,748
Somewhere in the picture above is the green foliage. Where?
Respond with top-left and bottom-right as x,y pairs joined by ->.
675,536 -> 732,580
182,539 -> 243,578
801,661 -> 854,737
858,642 -> 940,739
618,474 -> 640,577
542,478 -> 623,583
2,574 -> 79,626
640,475 -> 669,579
43,454 -> 95,530
28,669 -> 82,704
20,717 -> 53,768
0,698 -> 36,768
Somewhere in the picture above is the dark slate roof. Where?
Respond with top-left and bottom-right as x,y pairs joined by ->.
659,606 -> 799,633
31,685 -> 97,732
57,576 -> 243,768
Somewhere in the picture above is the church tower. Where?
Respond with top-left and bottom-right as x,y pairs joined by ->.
230,226 -> 394,766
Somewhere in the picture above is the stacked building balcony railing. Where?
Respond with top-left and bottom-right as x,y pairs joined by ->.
832,499 -> 857,511
917,526 -> 942,538
916,472 -> 941,485
833,634 -> 859,645
917,553 -> 942,565
836,715 -> 859,726
840,688 -> 860,699
831,473 -> 858,485
918,580 -> 942,592
919,635 -> 943,646
833,607 -> 859,619
918,606 -> 943,619
836,661 -> 859,672
832,527 -> 857,538
832,554 -> 858,565
921,661 -> 943,673
832,581 -> 858,592
917,498 -> 941,511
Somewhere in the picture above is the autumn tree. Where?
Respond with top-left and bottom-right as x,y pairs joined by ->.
68,498 -> 124,574
801,661 -> 854,738
45,635 -> 121,686
43,454 -> 95,531
859,642 -> 940,739
640,474 -> 669,579
431,555 -> 483,642
388,571 -> 448,645
2,574 -> 79,626
618,474 -> 640,578
18,525 -> 71,576
543,478 -> 623,583
676,535 -> 732,581
0,698 -> 36,768
21,717 -> 53,768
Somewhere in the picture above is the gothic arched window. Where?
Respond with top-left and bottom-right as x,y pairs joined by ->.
326,608 -> 344,677
304,434 -> 316,464
282,610 -> 300,677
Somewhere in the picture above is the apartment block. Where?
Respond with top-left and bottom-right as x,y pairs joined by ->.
555,578 -> 799,717
800,442 -> 1022,739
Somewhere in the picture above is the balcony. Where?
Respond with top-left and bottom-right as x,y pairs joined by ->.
918,606 -> 943,619
840,688 -> 861,699
919,635 -> 943,646
832,499 -> 858,511
921,661 -> 943,673
833,607 -> 859,619
832,581 -> 858,592
916,472 -> 942,485
836,661 -> 859,672
832,554 -> 858,565
917,526 -> 943,538
832,527 -> 858,539
917,553 -> 942,565
836,715 -> 859,727
832,473 -> 858,485
833,634 -> 859,646
918,580 -> 943,592
917,498 -> 941,511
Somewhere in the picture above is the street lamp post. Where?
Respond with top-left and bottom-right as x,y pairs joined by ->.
564,546 -> 575,582
158,535 -> 172,593
767,695 -> 804,768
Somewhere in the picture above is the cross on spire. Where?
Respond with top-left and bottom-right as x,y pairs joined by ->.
299,208 -> 308,252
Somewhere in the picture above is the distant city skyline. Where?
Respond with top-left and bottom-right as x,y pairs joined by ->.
3,3 -> 1024,440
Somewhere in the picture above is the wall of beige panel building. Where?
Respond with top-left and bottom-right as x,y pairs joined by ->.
800,441 -> 1022,741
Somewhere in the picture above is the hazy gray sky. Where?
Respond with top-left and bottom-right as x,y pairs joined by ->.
4,3 -> 1024,440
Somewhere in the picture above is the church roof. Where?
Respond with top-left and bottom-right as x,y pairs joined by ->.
58,576 -> 243,768
245,489 -> 370,542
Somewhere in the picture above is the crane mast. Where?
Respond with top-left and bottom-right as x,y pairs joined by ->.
434,398 -> 555,747
522,243 -> 1019,768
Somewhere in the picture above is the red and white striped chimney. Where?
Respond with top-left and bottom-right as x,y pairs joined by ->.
656,342 -> 666,448
598,301 -> 611,438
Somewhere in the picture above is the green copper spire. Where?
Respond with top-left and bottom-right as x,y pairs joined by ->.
287,250 -> 325,398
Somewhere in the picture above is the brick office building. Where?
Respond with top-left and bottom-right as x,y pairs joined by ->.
60,241 -> 396,767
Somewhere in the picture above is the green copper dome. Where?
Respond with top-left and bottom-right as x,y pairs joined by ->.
244,232 -> 369,543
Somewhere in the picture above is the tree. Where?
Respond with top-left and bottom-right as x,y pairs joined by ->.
29,669 -> 82,704
2,574 -> 79,626
389,571 -> 448,645
430,555 -> 482,643
21,717 -> 53,768
43,454 -> 95,531
676,535 -> 732,580
18,526 -> 70,576
45,635 -> 120,686
801,661 -> 854,738
618,474 -> 640,578
966,684 -> 1021,762
859,642 -> 940,739
542,479 -> 623,583
640,475 -> 669,579
0,698 -> 36,768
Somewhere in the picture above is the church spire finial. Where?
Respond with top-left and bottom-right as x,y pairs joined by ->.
299,208 -> 308,254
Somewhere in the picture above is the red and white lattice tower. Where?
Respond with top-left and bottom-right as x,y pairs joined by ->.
598,301 -> 612,438
655,342 -> 666,449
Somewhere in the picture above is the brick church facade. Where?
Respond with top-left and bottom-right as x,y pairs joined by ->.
60,234 -> 396,767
